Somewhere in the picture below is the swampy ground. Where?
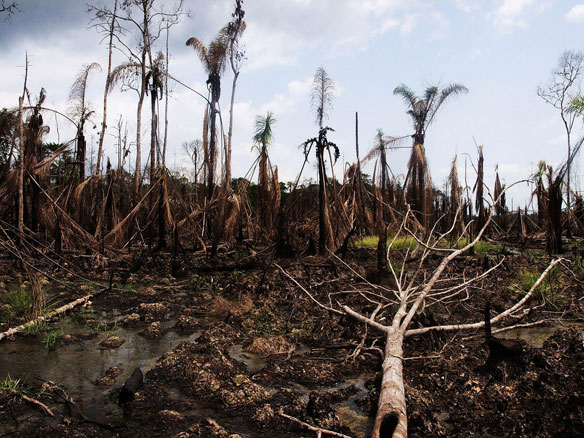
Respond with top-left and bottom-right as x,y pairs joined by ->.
0,240 -> 583,437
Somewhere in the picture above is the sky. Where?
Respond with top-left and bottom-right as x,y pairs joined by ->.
2,0 -> 584,209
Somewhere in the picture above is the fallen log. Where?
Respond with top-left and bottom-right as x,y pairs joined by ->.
0,286 -> 108,342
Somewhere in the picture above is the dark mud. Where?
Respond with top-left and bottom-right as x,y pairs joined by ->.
0,244 -> 583,437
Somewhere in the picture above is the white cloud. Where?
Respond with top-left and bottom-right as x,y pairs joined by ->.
566,4 -> 584,22
259,77 -> 313,116
471,48 -> 483,58
452,0 -> 480,13
399,13 -> 419,37
487,0 -> 537,33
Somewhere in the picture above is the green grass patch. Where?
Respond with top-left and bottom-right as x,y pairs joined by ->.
23,321 -> 48,336
356,233 -> 501,255
512,267 -> 564,306
41,328 -> 65,350
114,282 -> 137,294
0,283 -> 33,321
355,235 -> 418,250
355,235 -> 379,248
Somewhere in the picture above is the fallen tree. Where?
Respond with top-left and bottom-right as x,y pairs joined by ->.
0,286 -> 108,342
281,183 -> 561,438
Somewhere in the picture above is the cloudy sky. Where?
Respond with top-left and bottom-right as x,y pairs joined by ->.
2,0 -> 584,207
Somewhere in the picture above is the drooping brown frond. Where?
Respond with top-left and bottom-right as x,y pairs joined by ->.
406,143 -> 432,232
494,170 -> 506,216
186,37 -> 208,68
449,155 -> 464,237
107,61 -> 141,94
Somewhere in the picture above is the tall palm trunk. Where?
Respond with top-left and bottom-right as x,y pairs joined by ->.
377,150 -> 388,271
258,145 -> 268,229
208,96 -> 218,201
406,143 -> 432,232
17,95 -> 24,239
77,130 -> 86,180
150,87 -> 157,185
317,146 -> 334,253
97,0 -> 117,175
135,86 -> 144,194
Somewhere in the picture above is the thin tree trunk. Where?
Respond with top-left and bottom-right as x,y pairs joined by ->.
150,91 -> 157,186
135,90 -> 144,194
162,24 -> 169,168
97,0 -> 117,176
225,71 -> 239,192
78,131 -> 86,180
17,95 -> 24,240
208,102 -> 217,201
377,155 -> 388,272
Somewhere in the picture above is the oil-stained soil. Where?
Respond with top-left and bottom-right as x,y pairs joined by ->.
0,241 -> 582,437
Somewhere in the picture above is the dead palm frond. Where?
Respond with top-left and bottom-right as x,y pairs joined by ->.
107,61 -> 141,94
69,62 -> 101,125
311,67 -> 335,128
493,169 -> 506,217
449,155 -> 464,237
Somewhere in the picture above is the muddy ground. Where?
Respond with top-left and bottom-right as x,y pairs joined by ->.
0,241 -> 583,437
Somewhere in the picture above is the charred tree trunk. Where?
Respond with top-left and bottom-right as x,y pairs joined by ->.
317,146 -> 334,253
77,132 -> 86,180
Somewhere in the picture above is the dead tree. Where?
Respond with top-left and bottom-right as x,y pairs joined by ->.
537,50 -> 584,237
283,182 -> 559,438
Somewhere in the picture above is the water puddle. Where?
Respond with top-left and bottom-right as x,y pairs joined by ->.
335,378 -> 374,438
495,321 -> 584,348
0,314 -> 200,431
285,377 -> 374,436
227,344 -> 266,374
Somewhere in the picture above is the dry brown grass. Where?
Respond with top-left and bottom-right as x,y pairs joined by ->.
246,335 -> 294,356
209,294 -> 253,316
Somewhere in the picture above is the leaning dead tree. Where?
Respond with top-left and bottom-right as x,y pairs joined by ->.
282,182 -> 559,438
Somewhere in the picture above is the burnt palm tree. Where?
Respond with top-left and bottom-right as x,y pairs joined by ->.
69,62 -> 101,180
394,83 -> 468,231
362,130 -> 407,270
146,52 -> 164,184
186,33 -> 229,201
253,111 -> 276,230
303,127 -> 339,253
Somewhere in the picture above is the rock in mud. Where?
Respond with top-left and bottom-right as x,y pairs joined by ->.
142,321 -> 163,339
252,403 -> 275,425
95,366 -> 124,385
137,302 -> 169,321
158,409 -> 185,423
95,375 -> 116,386
175,314 -> 198,332
183,418 -> 233,438
105,366 -> 123,378
121,312 -> 141,326
99,335 -> 124,348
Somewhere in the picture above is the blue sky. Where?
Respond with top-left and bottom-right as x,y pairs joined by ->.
2,0 -> 584,208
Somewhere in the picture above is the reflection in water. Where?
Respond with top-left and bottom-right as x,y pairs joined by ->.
495,322 -> 584,348
0,319 -> 200,427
